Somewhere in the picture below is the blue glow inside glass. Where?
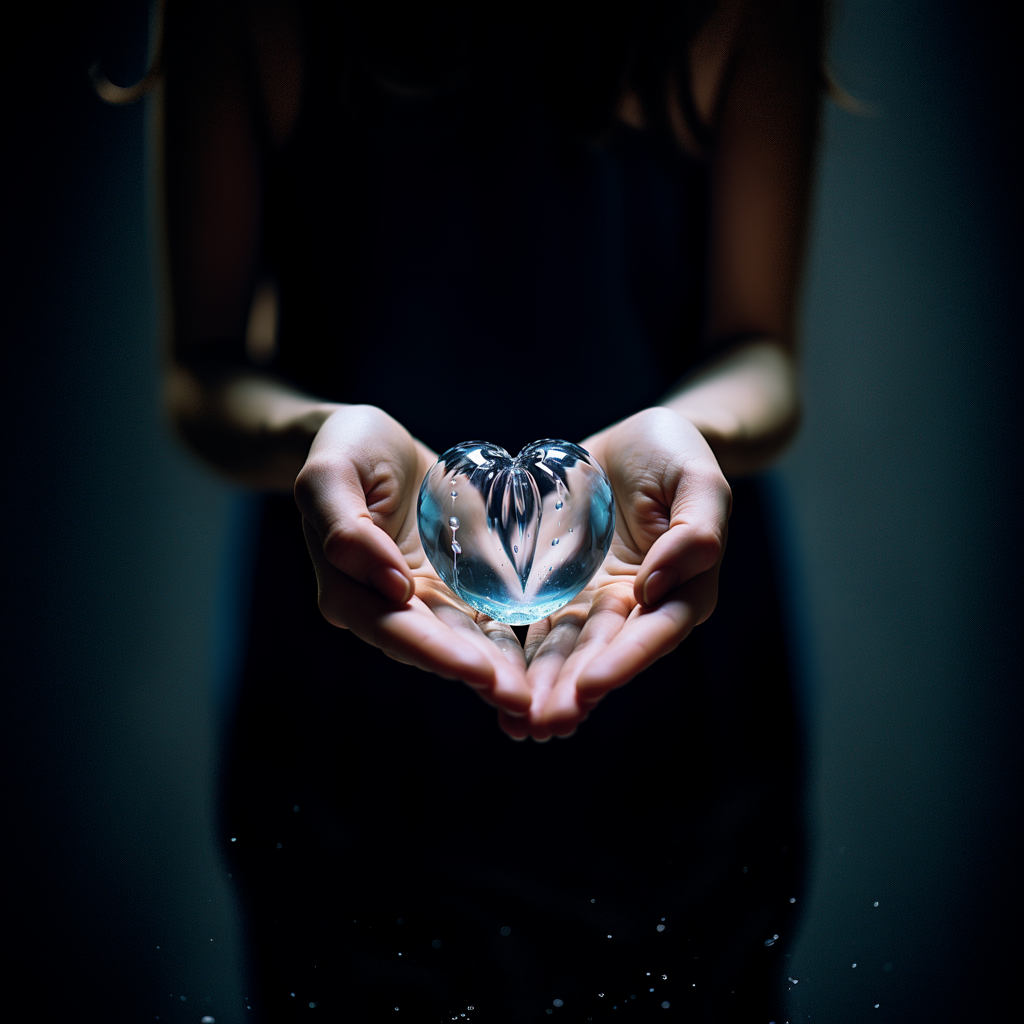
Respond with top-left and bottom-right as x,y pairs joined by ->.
417,439 -> 615,625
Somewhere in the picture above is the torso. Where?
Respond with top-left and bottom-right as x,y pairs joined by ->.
223,6 -> 805,1018
250,4 -> 737,454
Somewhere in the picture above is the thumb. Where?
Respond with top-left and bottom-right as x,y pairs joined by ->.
633,466 -> 730,608
634,520 -> 725,608
294,457 -> 415,604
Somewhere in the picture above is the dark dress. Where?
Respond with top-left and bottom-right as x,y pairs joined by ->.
222,41 -> 806,1024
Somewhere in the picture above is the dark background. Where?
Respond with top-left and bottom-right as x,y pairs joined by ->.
4,2 -> 1020,1020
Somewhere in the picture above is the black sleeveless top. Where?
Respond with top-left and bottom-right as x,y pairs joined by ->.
260,60 -> 709,456
223,55 -> 805,1024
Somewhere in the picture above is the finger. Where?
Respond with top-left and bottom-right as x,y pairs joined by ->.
429,604 -> 532,715
522,618 -> 553,665
497,710 -> 531,741
530,589 -> 634,734
305,527 -> 496,687
522,615 -> 585,735
577,569 -> 720,701
476,619 -> 529,669
634,519 -> 725,607
295,464 -> 414,604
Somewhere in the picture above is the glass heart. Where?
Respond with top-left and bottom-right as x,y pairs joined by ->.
417,439 -> 615,625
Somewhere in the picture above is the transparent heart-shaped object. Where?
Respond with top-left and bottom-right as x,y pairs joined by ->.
417,439 -> 615,625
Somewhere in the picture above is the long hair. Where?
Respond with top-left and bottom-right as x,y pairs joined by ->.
90,0 -> 165,104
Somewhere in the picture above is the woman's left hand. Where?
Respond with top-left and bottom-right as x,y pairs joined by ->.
500,407 -> 732,740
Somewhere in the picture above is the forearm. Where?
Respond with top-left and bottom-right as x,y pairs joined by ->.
165,360 -> 340,491
661,339 -> 800,477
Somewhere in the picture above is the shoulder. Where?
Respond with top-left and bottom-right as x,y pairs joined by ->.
617,0 -> 824,158
164,0 -> 305,146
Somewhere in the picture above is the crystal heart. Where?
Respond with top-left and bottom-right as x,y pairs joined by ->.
417,439 -> 615,625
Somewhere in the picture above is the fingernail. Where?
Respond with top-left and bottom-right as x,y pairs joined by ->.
643,568 -> 678,606
369,566 -> 412,603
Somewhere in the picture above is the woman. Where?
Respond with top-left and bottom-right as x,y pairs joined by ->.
156,0 -> 823,1018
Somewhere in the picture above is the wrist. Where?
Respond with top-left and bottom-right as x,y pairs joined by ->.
667,401 -> 743,449
660,342 -> 800,476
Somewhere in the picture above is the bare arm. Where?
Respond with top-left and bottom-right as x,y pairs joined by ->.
524,1 -> 823,734
661,0 -> 819,476
663,339 -> 799,477
165,360 -> 342,490
158,0 -> 334,490
156,2 -> 532,714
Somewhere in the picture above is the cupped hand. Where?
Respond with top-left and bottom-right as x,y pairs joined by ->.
294,405 -> 531,721
500,407 -> 732,741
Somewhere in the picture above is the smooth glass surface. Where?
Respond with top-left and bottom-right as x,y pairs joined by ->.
418,439 -> 615,624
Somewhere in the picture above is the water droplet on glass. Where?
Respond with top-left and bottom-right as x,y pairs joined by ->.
661,975 -> 667,980
661,1002 -> 670,1010
764,939 -> 774,946
873,901 -> 879,907
656,924 -> 665,931
551,538 -> 559,546
417,440 -> 615,624
450,516 -> 460,529
553,999 -> 564,1007
202,1018 -> 215,1023
790,897 -> 796,903
451,540 -> 462,555
555,501 -> 563,510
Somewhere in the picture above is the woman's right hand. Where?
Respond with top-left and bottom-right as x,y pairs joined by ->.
293,405 -> 532,722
